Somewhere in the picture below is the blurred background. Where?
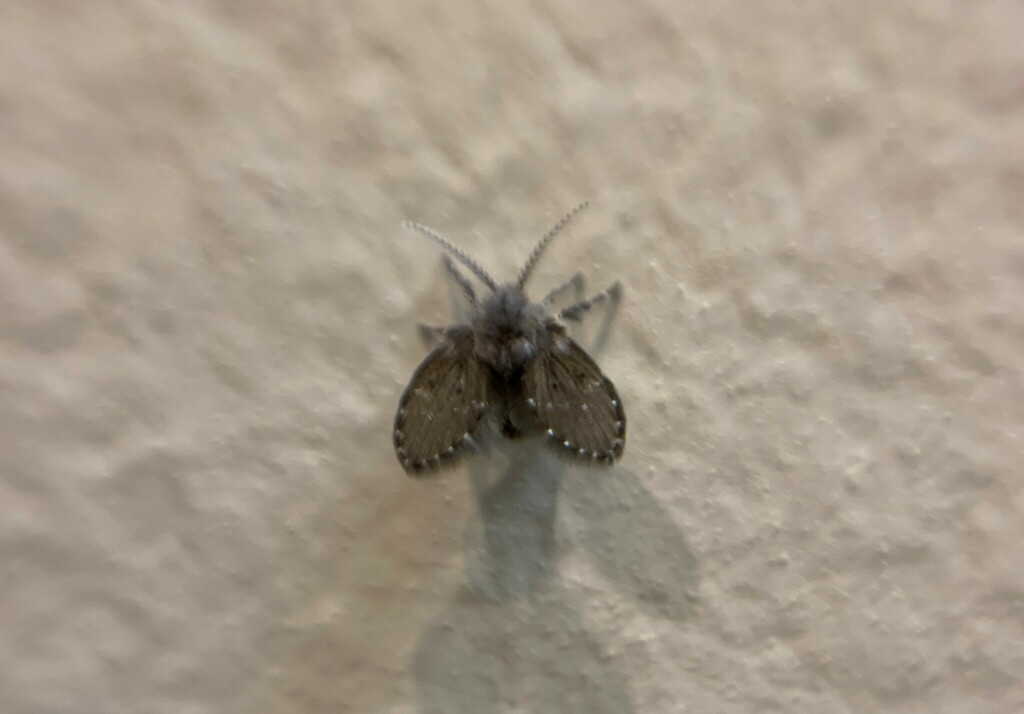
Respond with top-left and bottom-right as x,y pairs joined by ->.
2,1 -> 1022,712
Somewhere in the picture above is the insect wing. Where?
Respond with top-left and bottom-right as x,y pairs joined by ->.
394,330 -> 488,476
525,333 -> 625,465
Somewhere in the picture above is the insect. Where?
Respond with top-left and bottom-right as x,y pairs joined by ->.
393,202 -> 625,477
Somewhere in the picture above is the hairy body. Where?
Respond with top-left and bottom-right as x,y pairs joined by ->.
393,205 -> 625,476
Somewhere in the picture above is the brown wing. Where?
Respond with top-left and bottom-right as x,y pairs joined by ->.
393,328 -> 488,476
524,332 -> 625,465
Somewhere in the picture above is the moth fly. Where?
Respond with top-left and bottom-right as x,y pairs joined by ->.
394,202 -> 625,476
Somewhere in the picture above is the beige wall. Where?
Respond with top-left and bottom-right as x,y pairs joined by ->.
2,2 -> 1022,712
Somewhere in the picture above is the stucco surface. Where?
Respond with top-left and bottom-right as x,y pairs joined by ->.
2,2 -> 1023,712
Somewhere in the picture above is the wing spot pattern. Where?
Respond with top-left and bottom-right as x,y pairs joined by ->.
393,332 -> 487,476
526,332 -> 626,467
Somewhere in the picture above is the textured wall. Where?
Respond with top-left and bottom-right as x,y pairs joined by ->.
2,2 -> 1023,712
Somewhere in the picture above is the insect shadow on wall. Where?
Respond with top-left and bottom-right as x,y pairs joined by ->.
393,202 -> 625,476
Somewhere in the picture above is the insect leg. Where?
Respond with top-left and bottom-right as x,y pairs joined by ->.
558,280 -> 622,323
442,255 -> 477,305
417,324 -> 447,348
541,272 -> 586,308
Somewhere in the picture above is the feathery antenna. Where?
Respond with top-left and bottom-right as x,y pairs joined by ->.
516,201 -> 590,288
403,220 -> 498,292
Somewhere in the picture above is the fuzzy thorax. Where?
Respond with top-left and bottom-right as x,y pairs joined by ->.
471,285 -> 554,374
